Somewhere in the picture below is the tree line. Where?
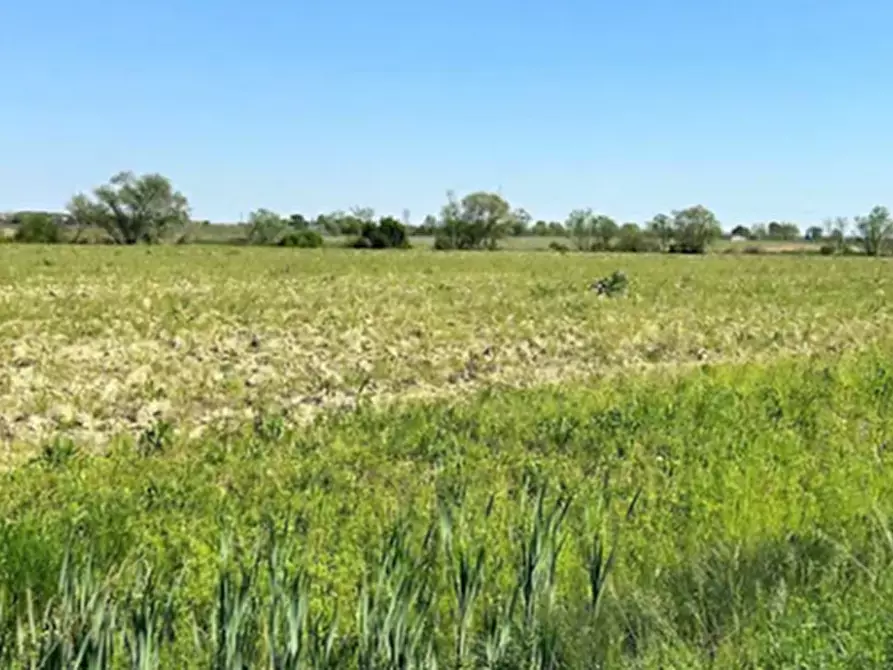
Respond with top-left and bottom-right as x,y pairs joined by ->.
4,171 -> 893,255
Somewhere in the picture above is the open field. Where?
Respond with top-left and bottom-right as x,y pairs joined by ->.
0,246 -> 886,460
2,246 -> 893,667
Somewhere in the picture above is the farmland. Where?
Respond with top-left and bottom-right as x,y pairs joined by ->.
2,245 -> 893,667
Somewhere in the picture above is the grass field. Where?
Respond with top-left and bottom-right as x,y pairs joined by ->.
1,245 -> 893,667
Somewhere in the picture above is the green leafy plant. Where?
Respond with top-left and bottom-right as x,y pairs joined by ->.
590,270 -> 629,297
136,419 -> 175,457
352,216 -> 410,249
13,212 -> 63,243
278,229 -> 323,248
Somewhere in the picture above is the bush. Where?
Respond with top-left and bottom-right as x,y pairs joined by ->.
819,245 -> 836,256
590,270 -> 629,297
353,217 -> 410,249
548,241 -> 570,253
615,229 -> 661,253
668,243 -> 707,254
278,229 -> 323,248
433,232 -> 458,250
433,227 -> 498,251
13,213 -> 62,243
742,245 -> 764,255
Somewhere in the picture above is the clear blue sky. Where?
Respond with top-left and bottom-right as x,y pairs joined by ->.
3,1 -> 892,227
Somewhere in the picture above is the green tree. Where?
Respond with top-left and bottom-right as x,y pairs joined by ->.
593,215 -> 618,250
246,209 -> 287,245
318,210 -> 364,236
13,212 -> 62,243
547,221 -> 567,236
67,171 -> 190,244
288,214 -> 309,230
855,205 -> 893,256
823,216 -> 850,253
730,225 -> 752,239
312,213 -> 334,235
616,222 -> 656,252
646,213 -> 674,251
750,223 -> 768,240
532,220 -> 550,236
783,222 -> 801,240
767,221 -> 801,241
670,205 -> 721,254
434,191 -> 513,250
509,207 -> 532,236
331,206 -> 374,236
805,225 -> 824,242
565,211 -> 617,250
566,209 -> 596,251
417,214 -> 438,235
338,210 -> 367,236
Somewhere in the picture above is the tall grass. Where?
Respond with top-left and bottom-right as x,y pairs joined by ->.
0,482 -> 626,668
4,350 -> 893,665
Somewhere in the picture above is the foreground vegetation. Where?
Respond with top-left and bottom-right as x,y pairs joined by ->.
3,349 -> 893,667
2,247 -> 893,666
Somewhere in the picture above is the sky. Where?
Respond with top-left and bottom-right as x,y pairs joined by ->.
2,1 -> 893,227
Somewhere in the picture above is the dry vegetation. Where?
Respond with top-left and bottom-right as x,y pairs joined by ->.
1,246 -> 889,462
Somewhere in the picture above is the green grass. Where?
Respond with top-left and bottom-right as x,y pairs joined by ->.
3,349 -> 893,666
2,246 -> 893,666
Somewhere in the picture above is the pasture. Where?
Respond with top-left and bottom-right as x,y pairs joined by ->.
1,245 -> 893,667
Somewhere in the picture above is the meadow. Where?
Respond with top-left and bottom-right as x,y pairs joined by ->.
1,245 -> 893,667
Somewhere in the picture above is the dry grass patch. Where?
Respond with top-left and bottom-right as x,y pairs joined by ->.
1,246 -> 891,462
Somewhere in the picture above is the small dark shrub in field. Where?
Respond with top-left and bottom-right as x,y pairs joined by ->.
590,270 -> 629,297
13,213 -> 62,243
820,245 -> 836,256
668,243 -> 705,254
549,241 -> 570,253
614,226 -> 662,253
136,419 -> 175,457
743,245 -> 764,255
278,229 -> 323,248
615,236 -> 662,253
433,233 -> 458,250
434,232 -> 498,251
353,216 -> 410,249
34,437 -> 80,469
252,411 -> 288,442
